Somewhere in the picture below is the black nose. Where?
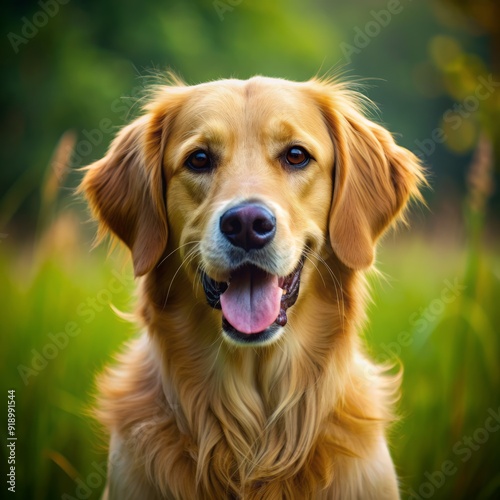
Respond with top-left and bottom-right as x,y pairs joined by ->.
220,203 -> 276,251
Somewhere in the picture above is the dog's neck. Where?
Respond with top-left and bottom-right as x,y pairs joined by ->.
95,256 -> 393,498
125,255 -> 380,496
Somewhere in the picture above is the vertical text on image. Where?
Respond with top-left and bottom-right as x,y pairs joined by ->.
6,389 -> 16,493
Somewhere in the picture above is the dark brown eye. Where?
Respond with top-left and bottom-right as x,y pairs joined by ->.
284,147 -> 310,168
186,150 -> 212,171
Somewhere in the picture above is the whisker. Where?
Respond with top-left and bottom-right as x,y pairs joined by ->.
156,240 -> 201,269
306,248 -> 345,331
194,259 -> 207,297
162,247 -> 201,310
208,335 -> 225,374
303,253 -> 326,288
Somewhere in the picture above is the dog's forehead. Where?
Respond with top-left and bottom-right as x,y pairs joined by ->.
174,77 -> 326,138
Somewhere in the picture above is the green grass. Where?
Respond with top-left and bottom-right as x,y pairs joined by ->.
1,237 -> 136,500
370,237 -> 500,499
1,223 -> 499,499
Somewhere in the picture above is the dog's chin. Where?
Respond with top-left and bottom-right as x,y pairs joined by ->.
201,255 -> 304,346
222,319 -> 284,346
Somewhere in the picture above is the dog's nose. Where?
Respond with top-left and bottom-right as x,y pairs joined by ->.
220,203 -> 276,251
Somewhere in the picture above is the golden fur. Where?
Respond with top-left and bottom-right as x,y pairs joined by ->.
81,76 -> 425,499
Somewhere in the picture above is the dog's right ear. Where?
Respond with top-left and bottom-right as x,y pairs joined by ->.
80,90 -> 185,277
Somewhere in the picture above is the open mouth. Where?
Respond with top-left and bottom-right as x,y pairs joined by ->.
201,256 -> 304,343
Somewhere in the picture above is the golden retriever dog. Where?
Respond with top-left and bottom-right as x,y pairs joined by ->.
81,75 -> 425,499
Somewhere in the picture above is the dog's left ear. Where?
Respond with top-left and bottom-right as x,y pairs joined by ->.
313,82 -> 426,269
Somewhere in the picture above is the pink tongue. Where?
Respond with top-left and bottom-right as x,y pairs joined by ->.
220,266 -> 281,334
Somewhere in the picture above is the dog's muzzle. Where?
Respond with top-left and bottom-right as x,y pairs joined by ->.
200,201 -> 304,344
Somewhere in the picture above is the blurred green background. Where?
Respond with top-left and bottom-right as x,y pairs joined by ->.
1,0 -> 499,498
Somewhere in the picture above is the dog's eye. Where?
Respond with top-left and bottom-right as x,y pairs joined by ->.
185,150 -> 212,171
284,147 -> 310,168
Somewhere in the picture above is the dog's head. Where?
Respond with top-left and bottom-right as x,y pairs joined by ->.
81,76 -> 424,346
